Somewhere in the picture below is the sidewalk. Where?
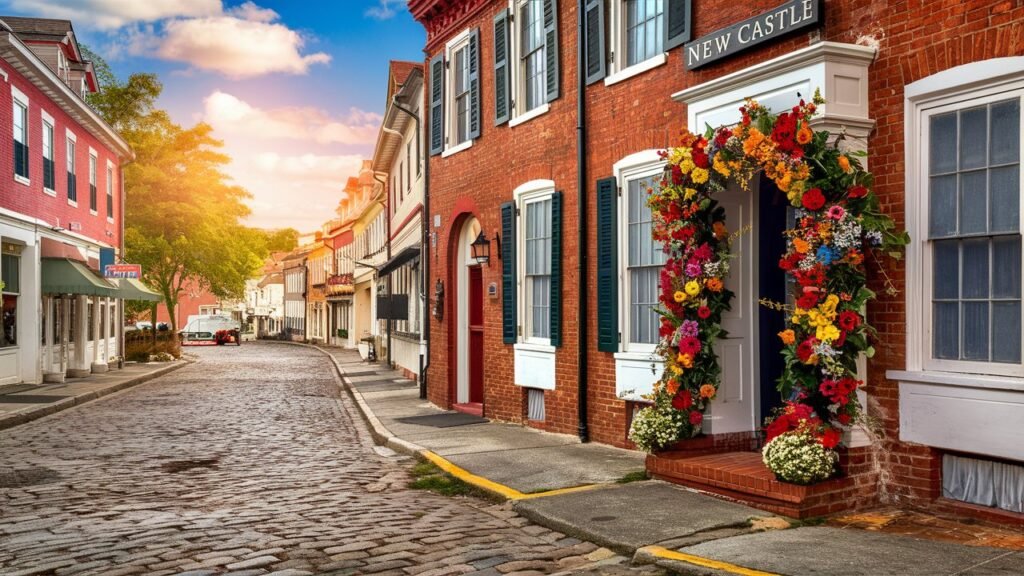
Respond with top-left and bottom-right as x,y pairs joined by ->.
0,360 -> 188,431
319,346 -> 1024,576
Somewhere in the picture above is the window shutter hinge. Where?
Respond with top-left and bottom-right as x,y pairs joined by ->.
618,332 -> 622,343
609,51 -> 615,65
617,186 -> 622,197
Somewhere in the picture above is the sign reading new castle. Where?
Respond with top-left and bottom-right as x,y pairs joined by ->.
684,0 -> 822,70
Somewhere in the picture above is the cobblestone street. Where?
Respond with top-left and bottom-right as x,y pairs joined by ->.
0,343 -> 659,576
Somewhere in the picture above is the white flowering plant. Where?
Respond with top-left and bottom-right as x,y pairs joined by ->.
761,429 -> 837,485
628,405 -> 684,453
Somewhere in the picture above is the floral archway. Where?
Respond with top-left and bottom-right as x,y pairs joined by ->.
628,92 -> 908,485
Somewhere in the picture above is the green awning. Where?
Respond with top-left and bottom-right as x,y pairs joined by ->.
41,258 -> 118,297
115,278 -> 162,302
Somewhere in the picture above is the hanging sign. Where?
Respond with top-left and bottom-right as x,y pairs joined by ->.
104,264 -> 142,279
684,0 -> 822,70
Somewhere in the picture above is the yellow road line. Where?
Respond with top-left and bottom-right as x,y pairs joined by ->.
419,450 -> 602,501
639,546 -> 781,576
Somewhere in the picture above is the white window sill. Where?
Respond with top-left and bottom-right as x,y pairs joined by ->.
14,174 -> 29,186
441,139 -> 473,158
43,187 -> 56,197
68,199 -> 78,207
509,103 -> 550,128
515,341 -> 555,354
887,369 -> 1024,393
615,353 -> 662,400
89,209 -> 98,216
514,342 -> 556,390
614,350 -> 660,362
107,217 -> 114,224
604,53 -> 667,87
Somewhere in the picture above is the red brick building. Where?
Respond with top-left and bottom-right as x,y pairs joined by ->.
410,0 -> 1024,520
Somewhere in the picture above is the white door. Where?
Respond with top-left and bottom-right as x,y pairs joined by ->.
706,182 -> 758,434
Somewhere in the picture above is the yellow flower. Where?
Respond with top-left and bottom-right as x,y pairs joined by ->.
673,291 -> 687,303
683,187 -> 698,201
820,294 -> 840,319
680,158 -> 696,174
838,155 -> 852,173
816,323 -> 841,343
678,353 -> 694,369
684,280 -> 701,297
713,154 -> 731,177
778,329 -> 796,345
699,384 -> 716,399
691,167 -> 709,184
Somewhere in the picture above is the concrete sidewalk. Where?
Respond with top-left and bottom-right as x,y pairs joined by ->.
319,345 -> 1024,576
0,359 -> 188,431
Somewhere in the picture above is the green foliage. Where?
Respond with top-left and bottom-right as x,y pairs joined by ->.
407,462 -> 491,499
263,228 -> 300,253
616,470 -> 650,484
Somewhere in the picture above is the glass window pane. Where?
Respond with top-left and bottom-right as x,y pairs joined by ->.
930,112 -> 958,175
933,240 -> 959,300
960,171 -> 988,235
961,238 -> 989,299
962,302 -> 990,360
929,175 -> 958,237
992,302 -> 1021,363
990,99 -> 1020,165
959,106 -> 988,170
934,302 -> 959,359
989,165 -> 1019,233
992,236 -> 1021,299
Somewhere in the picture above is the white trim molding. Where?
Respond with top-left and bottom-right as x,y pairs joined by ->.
604,53 -> 666,87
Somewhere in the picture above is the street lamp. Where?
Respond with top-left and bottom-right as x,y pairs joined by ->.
471,231 -> 491,266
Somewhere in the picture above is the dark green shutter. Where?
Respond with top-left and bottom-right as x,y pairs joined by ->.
584,0 -> 606,85
494,10 -> 511,126
549,191 -> 563,347
468,28 -> 481,140
429,53 -> 445,155
596,177 -> 618,352
665,0 -> 692,50
543,0 -> 560,102
502,202 -> 517,344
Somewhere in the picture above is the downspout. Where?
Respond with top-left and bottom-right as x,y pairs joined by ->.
372,171 -> 392,367
576,0 -> 590,443
118,157 -> 132,367
390,96 -> 428,400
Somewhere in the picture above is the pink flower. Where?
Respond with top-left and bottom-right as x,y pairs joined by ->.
828,205 -> 846,220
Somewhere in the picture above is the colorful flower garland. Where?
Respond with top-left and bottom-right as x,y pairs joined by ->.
630,92 -> 907,458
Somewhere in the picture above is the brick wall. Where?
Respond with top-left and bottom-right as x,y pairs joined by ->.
0,60 -> 122,249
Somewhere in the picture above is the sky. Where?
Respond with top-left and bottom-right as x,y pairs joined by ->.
0,0 -> 424,232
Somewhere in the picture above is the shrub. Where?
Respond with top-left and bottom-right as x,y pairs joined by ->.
628,406 -> 682,453
762,430 -> 837,485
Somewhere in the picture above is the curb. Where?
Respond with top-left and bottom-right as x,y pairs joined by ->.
634,546 -> 780,576
0,359 -> 190,432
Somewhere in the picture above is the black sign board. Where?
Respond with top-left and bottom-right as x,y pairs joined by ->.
684,0 -> 822,70
376,294 -> 409,321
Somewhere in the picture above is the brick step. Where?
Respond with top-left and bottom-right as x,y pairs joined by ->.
647,449 -> 879,518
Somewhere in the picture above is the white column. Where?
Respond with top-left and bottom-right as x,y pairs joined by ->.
69,295 -> 90,377
42,296 -> 57,379
91,295 -> 108,373
103,297 -> 113,367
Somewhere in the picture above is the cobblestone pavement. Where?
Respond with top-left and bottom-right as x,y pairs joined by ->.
0,343 -> 664,576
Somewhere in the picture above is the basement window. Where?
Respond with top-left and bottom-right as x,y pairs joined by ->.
943,453 -> 1024,514
527,388 -> 545,421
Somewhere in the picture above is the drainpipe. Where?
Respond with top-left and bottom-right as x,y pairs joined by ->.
372,172 -> 392,368
390,96 -> 428,400
576,0 -> 590,443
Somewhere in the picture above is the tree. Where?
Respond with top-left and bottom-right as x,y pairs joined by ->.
80,44 -> 162,134
264,228 -> 300,252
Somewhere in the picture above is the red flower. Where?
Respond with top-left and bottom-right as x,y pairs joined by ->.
679,337 -> 701,357
848,185 -> 868,199
765,417 -> 790,442
672,390 -> 694,411
802,188 -> 826,211
689,410 -> 703,426
714,127 -> 731,148
796,339 -> 817,362
692,243 -> 714,261
819,379 -> 838,398
819,427 -> 842,449
797,292 -> 819,309
837,413 -> 852,425
659,318 -> 674,338
833,330 -> 847,348
693,149 -> 709,168
697,306 -> 711,319
838,311 -> 861,331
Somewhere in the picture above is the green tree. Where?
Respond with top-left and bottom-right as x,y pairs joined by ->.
264,228 -> 300,252
80,44 -> 162,133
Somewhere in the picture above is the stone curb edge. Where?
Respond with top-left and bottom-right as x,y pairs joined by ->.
0,359 -> 190,432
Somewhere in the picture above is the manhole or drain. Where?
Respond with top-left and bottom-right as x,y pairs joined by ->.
0,467 -> 61,488
590,515 -> 617,522
160,458 -> 219,473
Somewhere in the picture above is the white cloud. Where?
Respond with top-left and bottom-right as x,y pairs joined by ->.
203,91 -> 380,146
365,0 -> 409,20
2,0 -> 221,30
227,1 -> 277,22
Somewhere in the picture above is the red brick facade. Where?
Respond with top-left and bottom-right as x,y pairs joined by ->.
416,0 -> 1024,518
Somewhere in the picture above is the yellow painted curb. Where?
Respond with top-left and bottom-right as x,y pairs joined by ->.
639,546 -> 780,576
420,450 -> 602,501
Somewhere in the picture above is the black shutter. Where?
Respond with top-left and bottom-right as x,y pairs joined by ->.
494,10 -> 511,126
584,0 -> 606,85
501,202 -> 517,344
665,0 -> 692,50
549,191 -> 563,347
468,28 -> 481,140
13,141 -> 27,179
44,158 -> 54,190
596,177 -> 618,352
543,0 -> 560,102
429,53 -> 445,155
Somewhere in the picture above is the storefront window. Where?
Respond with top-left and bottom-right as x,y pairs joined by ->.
1,250 -> 19,348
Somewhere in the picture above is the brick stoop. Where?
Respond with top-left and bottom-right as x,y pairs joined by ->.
647,448 -> 879,519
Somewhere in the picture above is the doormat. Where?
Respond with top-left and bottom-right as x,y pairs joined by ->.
0,395 -> 70,404
395,412 -> 488,428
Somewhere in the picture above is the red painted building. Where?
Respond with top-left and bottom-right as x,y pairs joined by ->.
411,0 -> 1024,521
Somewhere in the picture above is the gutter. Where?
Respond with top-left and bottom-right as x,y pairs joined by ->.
372,172 -> 392,367
576,0 -> 589,442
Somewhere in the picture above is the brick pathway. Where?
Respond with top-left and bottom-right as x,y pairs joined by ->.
0,342 -> 662,575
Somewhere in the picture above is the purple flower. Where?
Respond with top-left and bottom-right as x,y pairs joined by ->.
679,320 -> 699,338
685,262 -> 703,277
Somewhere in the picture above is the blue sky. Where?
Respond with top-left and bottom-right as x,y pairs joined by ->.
0,0 -> 425,231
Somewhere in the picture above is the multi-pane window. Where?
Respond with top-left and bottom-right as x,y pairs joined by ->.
106,164 -> 114,218
13,99 -> 28,180
627,176 -> 666,346
524,197 -> 552,340
519,0 -> 546,112
89,153 -> 98,212
1,248 -> 20,348
406,142 -> 412,191
43,121 -> 55,191
453,43 -> 471,145
625,0 -> 665,66
929,97 -> 1021,365
66,137 -> 77,202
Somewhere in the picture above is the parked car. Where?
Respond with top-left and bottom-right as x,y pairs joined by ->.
179,314 -> 241,346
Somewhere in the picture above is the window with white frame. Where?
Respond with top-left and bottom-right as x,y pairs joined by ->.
923,91 -> 1022,373
624,172 -> 666,350
106,162 -> 114,219
523,195 -> 553,341
1,244 -> 20,348
43,117 -> 55,192
89,152 -> 98,212
13,91 -> 28,182
452,38 -> 472,146
583,0 -> 690,86
623,0 -> 665,66
430,29 -> 480,156
516,0 -> 546,113
66,133 -> 77,203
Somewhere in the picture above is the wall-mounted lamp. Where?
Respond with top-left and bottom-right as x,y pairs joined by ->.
471,231 -> 491,266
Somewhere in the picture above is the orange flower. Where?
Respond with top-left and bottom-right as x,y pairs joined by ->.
713,221 -> 728,239
778,329 -> 796,345
838,155 -> 852,173
792,237 -> 810,254
705,277 -> 724,292
699,384 -> 716,399
666,380 -> 680,396
796,125 -> 813,145
678,353 -> 694,369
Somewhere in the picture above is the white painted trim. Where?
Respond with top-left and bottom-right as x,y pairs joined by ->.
905,57 -> 1024,102
89,210 -> 98,216
888,370 -> 1024,393
514,342 -> 556,390
43,187 -> 56,197
0,67 -> 7,82
444,28 -> 473,153
106,217 -> 114,224
514,180 -> 556,346
88,146 -> 97,157
10,84 -> 27,105
441,139 -> 472,158
67,199 -> 77,208
604,53 -> 667,87
41,109 -> 54,125
65,128 -> 77,142
13,175 -> 29,186
509,103 -> 549,128
512,178 -> 556,199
